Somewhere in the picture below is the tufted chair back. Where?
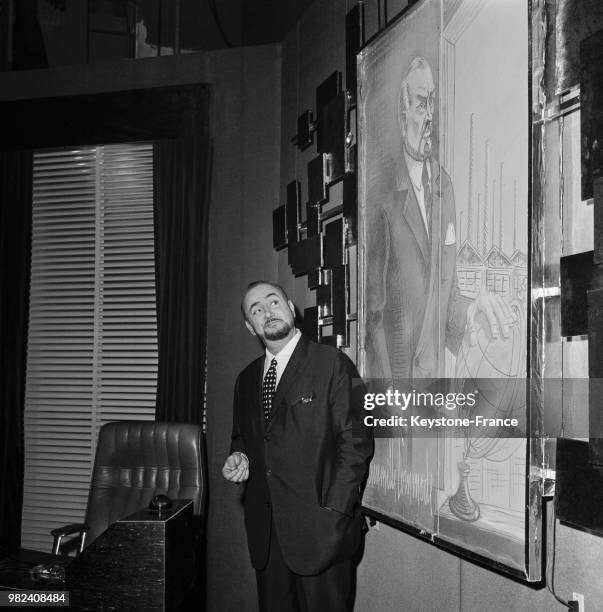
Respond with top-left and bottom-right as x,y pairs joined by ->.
84,420 -> 206,548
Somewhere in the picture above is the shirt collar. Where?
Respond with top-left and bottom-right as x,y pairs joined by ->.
265,328 -> 301,362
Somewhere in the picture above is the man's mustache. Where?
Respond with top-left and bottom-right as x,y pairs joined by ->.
419,117 -> 432,142
264,317 -> 284,326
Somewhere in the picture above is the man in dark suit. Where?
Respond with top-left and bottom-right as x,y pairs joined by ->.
222,281 -> 373,612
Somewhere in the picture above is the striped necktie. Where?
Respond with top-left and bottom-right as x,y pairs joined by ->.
262,357 -> 277,422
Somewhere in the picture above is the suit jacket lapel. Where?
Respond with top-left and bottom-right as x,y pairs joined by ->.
396,155 -> 430,263
244,357 -> 263,433
267,334 -> 308,428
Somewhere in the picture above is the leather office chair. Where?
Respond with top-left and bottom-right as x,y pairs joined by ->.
51,421 -> 206,554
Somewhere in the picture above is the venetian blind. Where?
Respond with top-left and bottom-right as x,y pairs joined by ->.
21,143 -> 158,552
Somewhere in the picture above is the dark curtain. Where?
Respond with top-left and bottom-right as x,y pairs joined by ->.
0,84 -> 209,553
0,151 -> 33,551
153,111 -> 212,425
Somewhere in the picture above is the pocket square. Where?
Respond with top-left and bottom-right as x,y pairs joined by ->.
299,393 -> 315,404
444,222 -> 456,246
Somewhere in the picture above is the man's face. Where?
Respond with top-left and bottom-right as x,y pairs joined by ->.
402,65 -> 435,161
243,284 -> 295,343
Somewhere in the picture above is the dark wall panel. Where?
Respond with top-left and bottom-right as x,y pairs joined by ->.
204,45 -> 281,612
0,83 -> 208,151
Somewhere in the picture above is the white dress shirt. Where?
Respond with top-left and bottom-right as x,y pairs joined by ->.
263,328 -> 302,388
404,150 -> 431,236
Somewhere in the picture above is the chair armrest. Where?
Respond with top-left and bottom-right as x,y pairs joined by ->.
51,523 -> 89,555
51,523 -> 88,537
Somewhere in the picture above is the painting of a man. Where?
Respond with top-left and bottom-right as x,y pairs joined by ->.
365,57 -> 513,381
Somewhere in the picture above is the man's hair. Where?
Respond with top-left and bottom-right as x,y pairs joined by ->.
240,280 -> 289,320
398,56 -> 431,136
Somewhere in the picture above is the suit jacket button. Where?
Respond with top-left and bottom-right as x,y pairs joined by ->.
264,435 -> 270,442
265,501 -> 270,508
266,468 -> 272,476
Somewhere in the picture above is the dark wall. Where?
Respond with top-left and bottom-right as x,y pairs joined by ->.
204,45 -> 281,611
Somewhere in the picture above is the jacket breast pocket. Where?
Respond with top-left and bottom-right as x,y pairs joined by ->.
289,392 -> 316,408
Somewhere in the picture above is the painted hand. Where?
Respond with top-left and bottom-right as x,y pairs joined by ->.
466,288 -> 516,346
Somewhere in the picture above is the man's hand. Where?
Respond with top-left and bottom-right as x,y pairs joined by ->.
222,452 -> 249,483
466,289 -> 516,346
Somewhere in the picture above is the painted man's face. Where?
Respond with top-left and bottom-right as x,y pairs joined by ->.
402,65 -> 435,162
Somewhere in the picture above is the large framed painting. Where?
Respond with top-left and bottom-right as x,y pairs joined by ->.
357,0 -> 541,581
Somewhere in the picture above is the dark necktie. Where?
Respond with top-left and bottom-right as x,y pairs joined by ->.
422,161 -> 432,235
262,357 -> 278,422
